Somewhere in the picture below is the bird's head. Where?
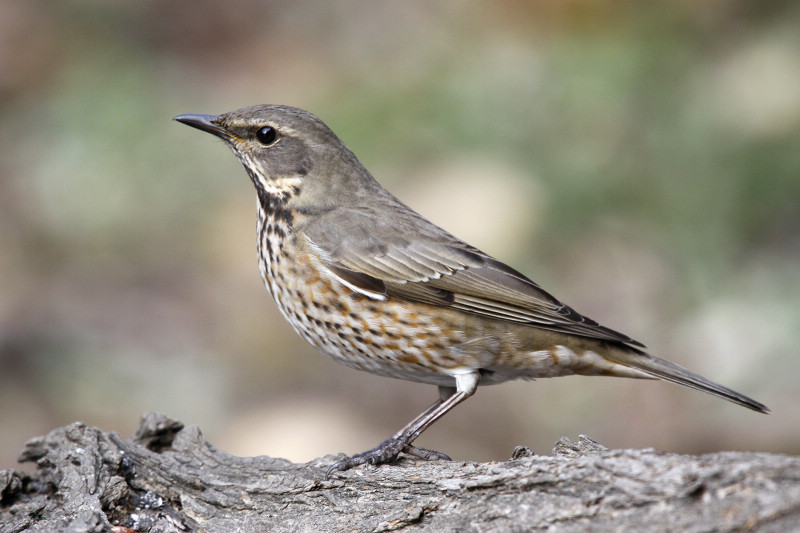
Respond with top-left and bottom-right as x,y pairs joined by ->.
175,105 -> 370,205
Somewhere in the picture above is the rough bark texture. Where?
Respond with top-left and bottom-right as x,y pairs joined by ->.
1,412 -> 797,532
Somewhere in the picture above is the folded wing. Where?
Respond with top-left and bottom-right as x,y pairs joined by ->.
303,206 -> 645,349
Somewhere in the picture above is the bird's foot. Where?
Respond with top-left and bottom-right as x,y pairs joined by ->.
326,436 -> 451,478
402,444 -> 451,461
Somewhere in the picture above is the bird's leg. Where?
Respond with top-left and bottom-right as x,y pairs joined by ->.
326,396 -> 451,475
400,385 -> 457,460
326,373 -> 480,477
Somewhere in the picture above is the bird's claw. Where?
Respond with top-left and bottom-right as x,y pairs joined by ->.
325,438 -> 451,478
401,444 -> 451,461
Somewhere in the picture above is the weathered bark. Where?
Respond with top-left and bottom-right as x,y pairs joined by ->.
1,412 -> 797,532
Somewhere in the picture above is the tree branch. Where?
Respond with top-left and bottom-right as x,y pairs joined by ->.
1,412 -> 797,532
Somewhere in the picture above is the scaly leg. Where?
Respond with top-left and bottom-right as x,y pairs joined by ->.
326,372 -> 480,476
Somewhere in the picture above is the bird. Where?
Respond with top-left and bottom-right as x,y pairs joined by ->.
174,105 -> 768,475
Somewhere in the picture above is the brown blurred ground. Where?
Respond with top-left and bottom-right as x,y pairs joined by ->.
1,0 -> 798,471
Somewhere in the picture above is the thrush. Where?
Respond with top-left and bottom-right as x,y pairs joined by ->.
174,105 -> 768,475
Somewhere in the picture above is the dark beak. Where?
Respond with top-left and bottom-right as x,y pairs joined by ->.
173,114 -> 231,139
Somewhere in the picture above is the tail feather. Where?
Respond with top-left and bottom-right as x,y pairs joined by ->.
608,350 -> 769,414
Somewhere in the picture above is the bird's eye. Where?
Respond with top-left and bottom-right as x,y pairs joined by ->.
256,126 -> 278,145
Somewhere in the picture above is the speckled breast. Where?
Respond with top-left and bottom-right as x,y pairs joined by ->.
254,205 -> 495,388
253,200 -> 618,387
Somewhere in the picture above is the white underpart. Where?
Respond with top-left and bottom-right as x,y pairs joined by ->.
451,369 -> 480,395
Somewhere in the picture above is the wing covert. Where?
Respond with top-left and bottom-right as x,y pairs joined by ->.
303,207 -> 644,348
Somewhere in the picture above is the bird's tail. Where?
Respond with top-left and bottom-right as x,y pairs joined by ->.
606,349 -> 769,413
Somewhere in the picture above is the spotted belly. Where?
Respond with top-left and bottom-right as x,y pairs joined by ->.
257,221 -> 643,386
274,267 -> 478,385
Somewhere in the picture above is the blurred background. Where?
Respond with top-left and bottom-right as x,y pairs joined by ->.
1,1 -> 798,471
